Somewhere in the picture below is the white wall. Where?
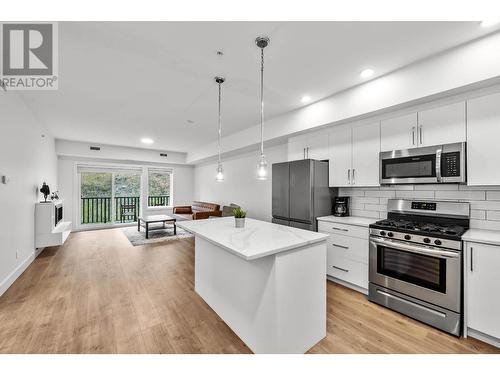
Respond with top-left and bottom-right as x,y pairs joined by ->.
0,93 -> 57,296
57,156 -> 194,229
188,31 -> 500,163
194,143 -> 288,221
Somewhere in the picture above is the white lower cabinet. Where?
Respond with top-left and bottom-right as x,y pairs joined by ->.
318,220 -> 369,293
465,241 -> 500,347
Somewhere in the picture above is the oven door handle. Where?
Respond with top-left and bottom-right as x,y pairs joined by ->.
370,237 -> 459,259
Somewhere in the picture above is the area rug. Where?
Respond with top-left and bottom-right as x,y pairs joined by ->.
121,225 -> 193,246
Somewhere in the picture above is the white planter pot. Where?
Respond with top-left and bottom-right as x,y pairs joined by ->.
235,217 -> 246,228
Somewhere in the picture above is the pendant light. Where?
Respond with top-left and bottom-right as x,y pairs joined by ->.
256,36 -> 270,180
215,76 -> 225,182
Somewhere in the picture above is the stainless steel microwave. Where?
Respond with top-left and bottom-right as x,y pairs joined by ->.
379,142 -> 466,185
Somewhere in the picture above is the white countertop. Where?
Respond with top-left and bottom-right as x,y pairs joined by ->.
177,217 -> 328,261
316,215 -> 377,227
462,229 -> 500,246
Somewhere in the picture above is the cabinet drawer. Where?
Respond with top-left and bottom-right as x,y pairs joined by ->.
327,234 -> 368,264
327,257 -> 368,289
318,221 -> 368,240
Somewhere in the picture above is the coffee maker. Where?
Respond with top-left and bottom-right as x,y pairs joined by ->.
333,197 -> 349,217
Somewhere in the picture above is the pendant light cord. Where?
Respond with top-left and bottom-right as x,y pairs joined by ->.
218,81 -> 222,165
260,47 -> 265,156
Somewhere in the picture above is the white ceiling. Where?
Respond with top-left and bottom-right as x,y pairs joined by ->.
19,21 -> 498,152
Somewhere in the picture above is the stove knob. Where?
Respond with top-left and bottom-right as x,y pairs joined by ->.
379,231 -> 386,236
423,238 -> 431,244
434,239 -> 442,246
387,232 -> 394,238
404,235 -> 411,240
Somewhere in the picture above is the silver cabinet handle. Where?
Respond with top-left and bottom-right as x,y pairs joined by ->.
470,247 -> 474,272
331,226 -> 348,232
436,147 -> 442,183
331,243 -> 349,249
412,126 -> 415,145
419,125 -> 423,145
347,169 -> 350,184
306,147 -> 309,159
303,148 -> 305,159
352,169 -> 355,185
331,265 -> 349,273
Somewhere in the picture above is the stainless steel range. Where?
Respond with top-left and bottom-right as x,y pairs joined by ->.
368,199 -> 470,336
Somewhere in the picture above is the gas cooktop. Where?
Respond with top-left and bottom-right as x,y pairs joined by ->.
369,199 -> 470,242
371,218 -> 467,239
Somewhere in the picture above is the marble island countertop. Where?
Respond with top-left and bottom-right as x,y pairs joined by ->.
177,217 -> 328,261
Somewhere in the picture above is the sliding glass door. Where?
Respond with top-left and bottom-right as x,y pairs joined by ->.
79,167 -> 142,226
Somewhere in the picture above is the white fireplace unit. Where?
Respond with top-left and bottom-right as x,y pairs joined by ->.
35,200 -> 72,248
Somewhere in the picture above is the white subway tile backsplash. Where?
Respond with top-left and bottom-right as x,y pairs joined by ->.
470,210 -> 486,220
487,211 -> 500,221
469,200 -> 500,211
470,219 -> 500,231
414,184 -> 459,191
343,185 -> 500,227
486,191 -> 500,200
350,209 -> 380,219
364,190 -> 396,198
364,204 -> 387,212
350,197 -> 380,205
435,190 -> 486,200
380,185 -> 414,191
459,185 -> 500,191
395,190 -> 435,199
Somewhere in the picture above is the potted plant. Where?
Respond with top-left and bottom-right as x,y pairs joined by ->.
233,207 -> 247,228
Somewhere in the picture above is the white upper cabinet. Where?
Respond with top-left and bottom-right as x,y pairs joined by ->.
328,122 -> 380,187
380,113 -> 418,152
352,122 -> 380,187
465,242 -> 500,340
467,92 -> 500,186
288,137 -> 307,161
287,131 -> 328,161
328,126 -> 352,187
417,102 -> 466,147
307,132 -> 329,160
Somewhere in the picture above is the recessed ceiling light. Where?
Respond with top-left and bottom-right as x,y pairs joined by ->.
141,138 -> 154,144
301,95 -> 311,103
480,20 -> 500,28
360,69 -> 375,79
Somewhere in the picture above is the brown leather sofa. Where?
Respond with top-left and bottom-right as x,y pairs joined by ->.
172,201 -> 222,221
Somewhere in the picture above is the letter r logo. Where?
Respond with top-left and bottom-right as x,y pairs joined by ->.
2,23 -> 53,75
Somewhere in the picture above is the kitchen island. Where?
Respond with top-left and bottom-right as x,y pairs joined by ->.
177,217 -> 329,354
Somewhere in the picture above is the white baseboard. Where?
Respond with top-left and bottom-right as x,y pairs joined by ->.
468,329 -> 500,348
0,253 -> 35,297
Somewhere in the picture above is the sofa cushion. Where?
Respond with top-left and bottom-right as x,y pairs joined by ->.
191,201 -> 220,212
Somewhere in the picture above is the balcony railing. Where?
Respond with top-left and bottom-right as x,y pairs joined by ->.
81,195 -> 170,224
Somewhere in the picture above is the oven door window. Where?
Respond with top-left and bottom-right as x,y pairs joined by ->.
377,245 -> 446,293
382,154 -> 436,179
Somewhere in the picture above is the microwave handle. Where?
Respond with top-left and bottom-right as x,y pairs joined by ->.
436,147 -> 442,183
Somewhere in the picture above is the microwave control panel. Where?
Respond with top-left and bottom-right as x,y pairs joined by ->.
441,152 -> 460,177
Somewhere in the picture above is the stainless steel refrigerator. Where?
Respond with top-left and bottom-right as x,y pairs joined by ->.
272,159 -> 336,231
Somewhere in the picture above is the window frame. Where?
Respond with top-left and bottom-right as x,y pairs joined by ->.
146,167 -> 173,209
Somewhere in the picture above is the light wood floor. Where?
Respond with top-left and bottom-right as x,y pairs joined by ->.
0,228 -> 498,354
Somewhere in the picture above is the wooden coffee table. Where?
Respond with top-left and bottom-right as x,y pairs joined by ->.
138,214 -> 176,239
